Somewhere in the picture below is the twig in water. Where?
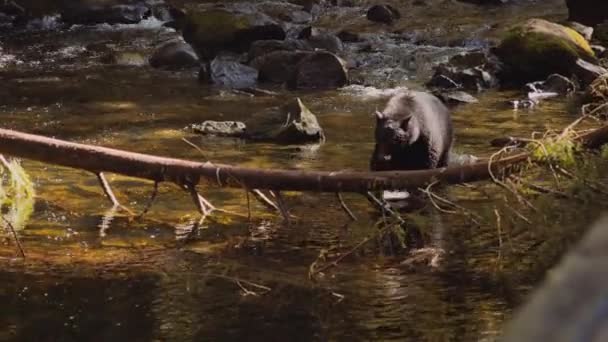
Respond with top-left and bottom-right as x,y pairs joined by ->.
488,148 -> 537,211
310,221 -> 401,278
559,115 -> 588,139
421,181 -> 458,215
1,216 -> 25,258
245,187 -> 252,221
251,189 -> 279,212
419,181 -> 482,226
184,183 -> 212,215
137,180 -> 159,219
365,191 -> 405,224
271,190 -> 290,222
336,192 -> 357,221
96,172 -> 135,215
0,154 -> 11,169
494,208 -> 503,268
511,176 -> 573,200
205,272 -> 271,295
494,208 -> 502,249
181,137 -> 206,158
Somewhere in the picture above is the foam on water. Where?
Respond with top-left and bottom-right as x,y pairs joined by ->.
92,16 -> 168,31
339,85 -> 410,101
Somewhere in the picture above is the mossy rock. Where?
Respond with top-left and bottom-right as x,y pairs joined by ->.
182,8 -> 285,60
495,19 -> 596,83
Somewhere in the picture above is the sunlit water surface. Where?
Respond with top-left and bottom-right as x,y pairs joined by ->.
1,1 -> 605,341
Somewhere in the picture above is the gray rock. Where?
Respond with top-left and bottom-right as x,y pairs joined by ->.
574,58 -> 607,86
210,56 -> 259,89
192,121 -> 247,138
149,40 -> 199,70
435,90 -> 479,105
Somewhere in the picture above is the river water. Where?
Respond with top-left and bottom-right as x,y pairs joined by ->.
0,1 -> 605,340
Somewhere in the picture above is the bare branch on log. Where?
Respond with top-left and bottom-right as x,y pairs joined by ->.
251,189 -> 279,211
271,191 -> 290,222
365,191 -> 404,224
336,193 -> 357,221
138,181 -> 159,218
96,172 -> 120,206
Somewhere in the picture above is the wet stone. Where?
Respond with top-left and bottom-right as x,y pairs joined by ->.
209,56 -> 259,89
192,121 -> 247,138
288,51 -> 349,90
366,4 -> 400,24
150,40 -> 199,70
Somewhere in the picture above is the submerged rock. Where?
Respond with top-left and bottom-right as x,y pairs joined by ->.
248,98 -> 325,144
566,0 -> 608,27
192,121 -> 247,138
493,19 -> 596,84
434,90 -> 479,106
182,8 -> 285,61
149,40 -> 199,70
102,51 -> 146,66
366,4 -> 400,24
288,51 -> 349,89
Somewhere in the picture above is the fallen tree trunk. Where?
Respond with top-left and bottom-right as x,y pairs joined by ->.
0,126 -> 606,193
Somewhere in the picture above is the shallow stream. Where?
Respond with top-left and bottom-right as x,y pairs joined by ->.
0,1 -> 605,340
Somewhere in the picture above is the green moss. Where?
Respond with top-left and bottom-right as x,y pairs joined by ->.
529,138 -> 579,168
0,159 -> 35,231
496,19 -> 595,82
185,10 -> 249,47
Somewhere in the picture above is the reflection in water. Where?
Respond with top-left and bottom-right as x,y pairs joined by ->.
98,206 -> 118,238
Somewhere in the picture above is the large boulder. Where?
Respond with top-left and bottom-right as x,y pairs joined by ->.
566,0 -> 608,27
247,39 -> 310,61
493,19 -> 596,84
288,51 -> 349,89
182,8 -> 286,61
251,50 -> 311,84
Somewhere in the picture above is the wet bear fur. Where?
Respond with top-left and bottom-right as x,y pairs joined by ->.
370,91 -> 453,171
